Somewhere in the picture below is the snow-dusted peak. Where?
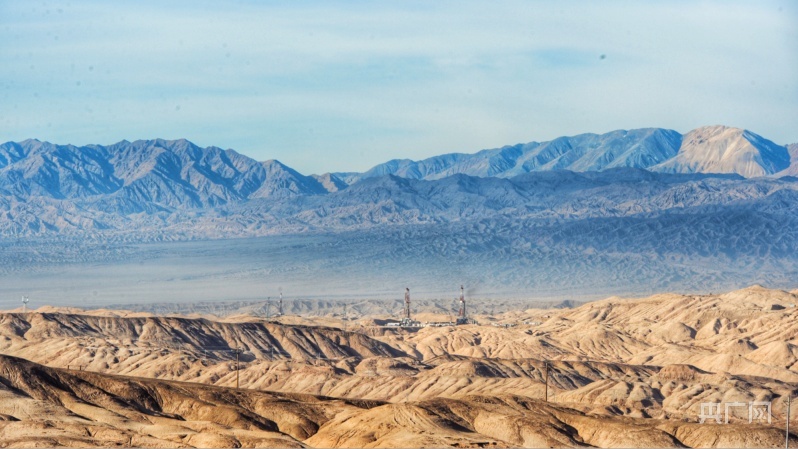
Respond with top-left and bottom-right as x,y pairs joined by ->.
652,126 -> 790,178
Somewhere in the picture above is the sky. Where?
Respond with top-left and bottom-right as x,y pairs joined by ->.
1,1 -> 796,174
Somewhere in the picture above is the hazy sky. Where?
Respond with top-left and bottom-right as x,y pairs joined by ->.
1,1 -> 796,174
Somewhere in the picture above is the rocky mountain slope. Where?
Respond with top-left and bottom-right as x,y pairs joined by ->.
777,143 -> 798,177
3,172 -> 798,302
0,126 -> 795,240
3,354 -> 787,448
652,126 -> 791,178
3,287 -> 798,412
3,169 -> 798,301
2,128 -> 797,300
4,165 -> 798,239
349,125 -> 792,183
3,286 -> 798,447
0,125 -> 792,206
0,311 -> 405,370
0,353 -> 375,448
0,138 -> 332,211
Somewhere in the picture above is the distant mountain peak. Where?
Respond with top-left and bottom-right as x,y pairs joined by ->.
262,158 -> 289,168
1,125 -> 795,223
345,126 -> 793,182
0,139 -> 330,210
348,127 -> 684,182
652,126 -> 790,178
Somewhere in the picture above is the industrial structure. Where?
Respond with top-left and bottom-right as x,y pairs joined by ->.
278,290 -> 284,316
456,285 -> 467,324
455,285 -> 477,325
403,288 -> 411,319
383,286 -> 478,329
399,287 -> 422,327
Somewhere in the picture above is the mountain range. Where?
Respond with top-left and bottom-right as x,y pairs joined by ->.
339,125 -> 795,183
0,124 -> 795,236
0,138 -> 331,210
6,288 -> 798,447
2,125 -> 798,300
0,126 -> 795,215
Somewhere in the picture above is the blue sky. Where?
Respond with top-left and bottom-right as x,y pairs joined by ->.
1,1 -> 796,174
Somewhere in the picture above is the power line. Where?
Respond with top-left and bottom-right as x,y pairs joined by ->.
544,360 -> 549,403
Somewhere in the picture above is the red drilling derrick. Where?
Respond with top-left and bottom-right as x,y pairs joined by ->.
458,285 -> 466,319
404,287 -> 411,320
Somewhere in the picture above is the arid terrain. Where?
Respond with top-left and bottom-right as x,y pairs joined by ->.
2,285 -> 798,447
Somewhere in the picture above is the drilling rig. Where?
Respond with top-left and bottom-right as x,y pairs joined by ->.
456,285 -> 469,325
404,287 -> 411,320
455,285 -> 476,325
400,287 -> 412,325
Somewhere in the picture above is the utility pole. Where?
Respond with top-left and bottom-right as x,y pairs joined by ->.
233,347 -> 242,389
544,361 -> 549,403
787,395 -> 792,449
